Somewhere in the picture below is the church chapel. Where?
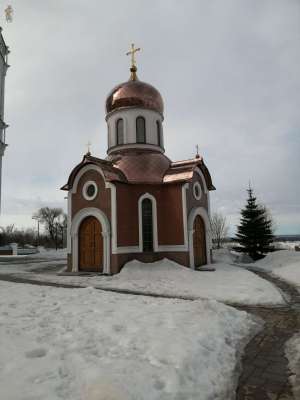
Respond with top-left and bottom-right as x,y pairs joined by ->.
62,45 -> 215,274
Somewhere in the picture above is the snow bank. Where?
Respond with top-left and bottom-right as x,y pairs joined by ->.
213,248 -> 235,264
0,282 -> 261,400
273,241 -> 300,251
0,248 -> 284,305
254,250 -> 300,271
100,257 -> 284,305
286,333 -> 300,399
251,251 -> 300,289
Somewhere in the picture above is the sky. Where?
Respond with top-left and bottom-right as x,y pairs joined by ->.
0,0 -> 299,235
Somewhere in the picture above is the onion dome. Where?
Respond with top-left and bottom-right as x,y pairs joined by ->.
105,46 -> 164,115
106,78 -> 164,115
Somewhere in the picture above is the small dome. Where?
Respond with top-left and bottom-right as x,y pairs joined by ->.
106,78 -> 164,115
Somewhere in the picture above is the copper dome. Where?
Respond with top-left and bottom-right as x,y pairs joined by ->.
106,78 -> 164,115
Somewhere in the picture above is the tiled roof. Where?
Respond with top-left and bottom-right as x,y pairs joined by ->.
61,153 -> 215,191
164,157 -> 215,190
108,151 -> 171,184
61,154 -> 127,190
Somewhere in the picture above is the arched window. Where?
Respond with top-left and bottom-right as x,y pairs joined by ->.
156,121 -> 161,147
116,119 -> 124,145
136,116 -> 146,143
142,198 -> 153,251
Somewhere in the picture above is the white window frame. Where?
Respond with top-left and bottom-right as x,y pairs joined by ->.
138,193 -> 158,252
193,181 -> 202,200
82,181 -> 98,201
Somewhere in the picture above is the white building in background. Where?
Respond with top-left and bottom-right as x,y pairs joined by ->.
0,27 -> 9,213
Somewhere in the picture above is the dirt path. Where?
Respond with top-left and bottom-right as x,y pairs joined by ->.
235,269 -> 300,400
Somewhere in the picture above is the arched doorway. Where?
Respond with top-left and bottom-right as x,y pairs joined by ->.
193,215 -> 207,267
78,216 -> 103,272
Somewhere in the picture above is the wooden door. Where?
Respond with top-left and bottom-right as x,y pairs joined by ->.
79,216 -> 103,272
193,215 -> 207,268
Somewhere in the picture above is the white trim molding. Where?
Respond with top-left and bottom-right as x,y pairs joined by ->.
67,191 -> 72,253
193,181 -> 202,200
72,165 -> 105,194
187,206 -> 211,269
194,167 -> 211,218
107,143 -> 164,155
138,193 -> 158,252
106,182 -> 117,253
194,167 -> 208,194
82,180 -> 98,201
71,207 -> 111,274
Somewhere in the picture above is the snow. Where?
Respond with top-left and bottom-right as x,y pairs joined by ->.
285,333 -> 300,399
247,250 -> 300,290
0,281 -> 261,400
33,247 -> 68,259
0,248 -> 67,274
0,248 -> 285,305
273,241 -> 300,251
0,253 -> 284,305
99,258 -> 284,306
0,254 -> 28,259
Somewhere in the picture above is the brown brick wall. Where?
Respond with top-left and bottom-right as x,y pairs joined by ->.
115,183 -> 139,246
71,170 -> 111,222
115,182 -> 184,247
157,184 -> 184,246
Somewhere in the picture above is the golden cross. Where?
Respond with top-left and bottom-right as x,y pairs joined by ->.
86,141 -> 91,155
126,43 -> 141,68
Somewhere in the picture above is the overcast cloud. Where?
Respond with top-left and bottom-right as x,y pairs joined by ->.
0,0 -> 299,234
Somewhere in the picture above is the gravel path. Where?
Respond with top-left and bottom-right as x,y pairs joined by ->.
235,269 -> 300,400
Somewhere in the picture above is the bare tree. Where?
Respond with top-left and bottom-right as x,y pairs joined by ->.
262,206 -> 277,235
34,207 -> 67,249
210,212 -> 229,249
0,224 -> 15,245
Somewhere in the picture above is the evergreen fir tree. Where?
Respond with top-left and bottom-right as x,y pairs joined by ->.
234,187 -> 274,260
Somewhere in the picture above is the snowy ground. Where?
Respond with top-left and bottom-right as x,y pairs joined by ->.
0,248 -> 66,274
286,333 -> 300,399
273,241 -> 300,251
0,281 -> 261,400
33,248 -> 68,259
244,250 -> 300,291
0,252 -> 284,306
0,248 -> 67,261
